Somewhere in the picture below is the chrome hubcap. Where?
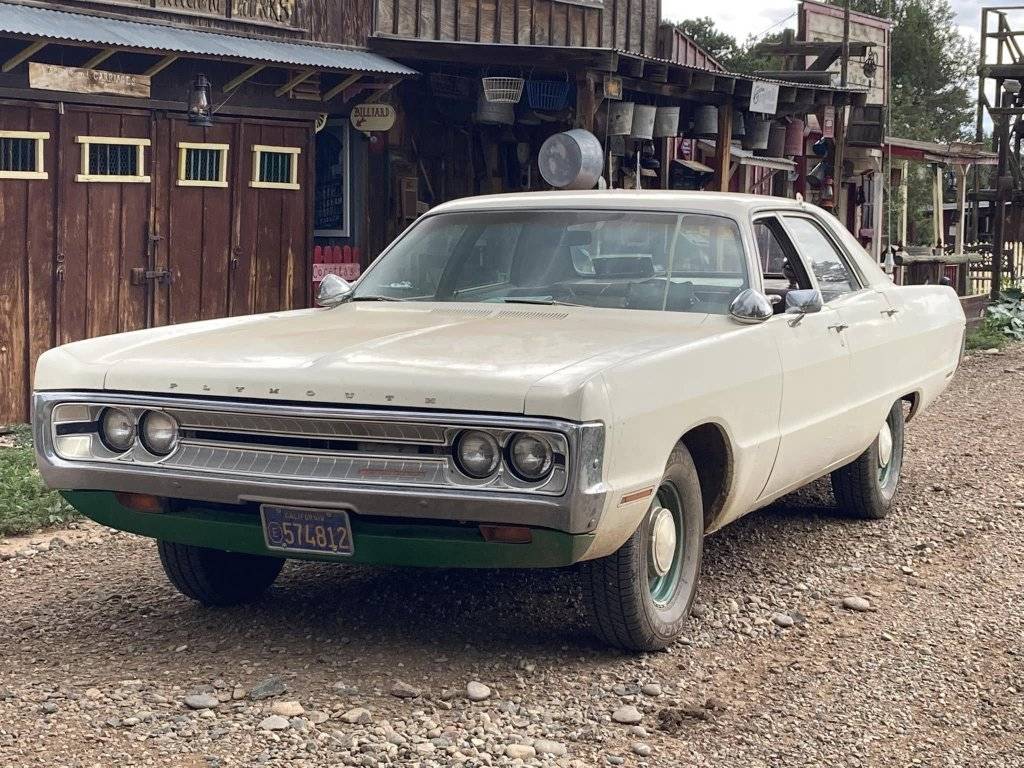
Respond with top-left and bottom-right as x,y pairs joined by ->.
649,506 -> 677,577
877,422 -> 893,468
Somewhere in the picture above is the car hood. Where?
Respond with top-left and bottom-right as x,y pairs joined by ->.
37,302 -> 717,416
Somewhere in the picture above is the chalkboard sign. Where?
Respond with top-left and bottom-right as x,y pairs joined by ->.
314,122 -> 350,237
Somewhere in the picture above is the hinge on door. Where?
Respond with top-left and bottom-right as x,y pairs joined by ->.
130,268 -> 174,285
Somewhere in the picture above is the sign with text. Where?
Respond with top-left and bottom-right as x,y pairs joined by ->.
749,81 -> 780,115
821,105 -> 835,139
350,104 -> 396,133
313,262 -> 361,282
29,63 -> 150,98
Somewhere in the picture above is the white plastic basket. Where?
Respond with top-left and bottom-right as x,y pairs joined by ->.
481,76 -> 524,104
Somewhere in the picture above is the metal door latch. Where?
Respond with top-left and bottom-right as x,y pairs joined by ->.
881,308 -> 900,317
828,323 -> 849,332
130,268 -> 174,285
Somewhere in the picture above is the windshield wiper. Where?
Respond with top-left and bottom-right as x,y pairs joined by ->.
351,295 -> 405,302
500,297 -> 578,306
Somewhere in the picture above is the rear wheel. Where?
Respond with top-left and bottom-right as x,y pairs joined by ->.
831,400 -> 906,519
157,541 -> 284,606
583,445 -> 704,651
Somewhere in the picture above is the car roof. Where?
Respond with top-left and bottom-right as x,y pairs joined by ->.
428,190 -> 811,217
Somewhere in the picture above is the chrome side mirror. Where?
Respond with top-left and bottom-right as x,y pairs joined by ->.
784,288 -> 823,324
728,288 -> 774,325
316,274 -> 353,307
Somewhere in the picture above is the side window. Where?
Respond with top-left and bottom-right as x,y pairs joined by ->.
782,216 -> 860,301
754,220 -> 789,277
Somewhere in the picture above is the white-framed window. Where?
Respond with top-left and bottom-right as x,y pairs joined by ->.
314,121 -> 350,238
177,142 -> 229,188
251,144 -> 301,190
76,136 -> 151,183
0,130 -> 48,180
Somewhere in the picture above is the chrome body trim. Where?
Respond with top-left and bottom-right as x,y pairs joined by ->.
34,392 -> 608,534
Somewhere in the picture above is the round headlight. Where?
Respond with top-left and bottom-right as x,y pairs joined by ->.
455,430 -> 500,479
99,407 -> 135,452
140,411 -> 179,456
508,433 -> 553,481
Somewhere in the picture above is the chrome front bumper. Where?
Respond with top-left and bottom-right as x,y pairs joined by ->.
33,392 -> 608,534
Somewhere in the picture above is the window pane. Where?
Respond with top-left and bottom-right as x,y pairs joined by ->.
0,137 -> 37,172
259,151 -> 293,184
783,216 -> 858,301
183,147 -> 222,182
88,144 -> 138,176
754,221 -> 788,276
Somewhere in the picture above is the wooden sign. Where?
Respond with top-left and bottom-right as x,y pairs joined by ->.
29,63 -> 151,98
350,104 -> 396,133
749,81 -> 780,115
234,0 -> 297,25
603,76 -> 623,101
821,105 -> 835,139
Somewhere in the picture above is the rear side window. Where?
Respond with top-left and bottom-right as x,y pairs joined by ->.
783,216 -> 860,301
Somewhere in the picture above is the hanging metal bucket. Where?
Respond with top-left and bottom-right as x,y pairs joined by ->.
652,106 -> 681,138
767,122 -> 786,156
476,95 -> 515,125
538,129 -> 604,190
691,105 -> 719,138
742,117 -> 770,150
631,105 -> 657,139
785,118 -> 805,156
608,101 -> 635,136
731,111 -> 746,139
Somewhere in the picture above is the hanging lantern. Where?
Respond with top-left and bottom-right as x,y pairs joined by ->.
187,73 -> 213,127
691,105 -> 719,138
784,118 -> 804,156
862,49 -> 878,80
731,111 -> 746,139
652,106 -> 681,138
742,117 -> 770,150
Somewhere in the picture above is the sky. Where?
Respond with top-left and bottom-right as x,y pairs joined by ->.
659,0 -> 982,50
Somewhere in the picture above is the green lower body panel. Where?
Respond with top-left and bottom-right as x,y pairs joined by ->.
63,491 -> 594,569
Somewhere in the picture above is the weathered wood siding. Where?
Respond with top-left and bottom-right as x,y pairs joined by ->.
375,0 -> 659,54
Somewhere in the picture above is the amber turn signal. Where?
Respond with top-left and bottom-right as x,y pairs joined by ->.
115,492 -> 167,513
479,525 -> 532,544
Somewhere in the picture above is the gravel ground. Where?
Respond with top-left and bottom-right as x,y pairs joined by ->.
1,348 -> 1022,768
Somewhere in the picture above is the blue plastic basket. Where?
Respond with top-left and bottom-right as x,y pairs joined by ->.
526,80 -> 572,111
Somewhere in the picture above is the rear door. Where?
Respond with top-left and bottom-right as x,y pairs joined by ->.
756,213 -> 854,501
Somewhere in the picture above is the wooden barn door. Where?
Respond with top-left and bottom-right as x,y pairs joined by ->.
0,102 -> 58,423
151,115 -> 312,325
54,106 -> 151,346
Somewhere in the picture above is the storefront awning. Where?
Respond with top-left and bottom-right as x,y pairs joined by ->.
698,141 -> 795,172
0,2 -> 416,76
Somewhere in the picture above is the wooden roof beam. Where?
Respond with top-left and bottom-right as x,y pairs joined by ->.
143,55 -> 179,78
322,73 -> 362,102
618,56 -> 644,79
82,49 -> 118,69
223,64 -> 266,93
690,71 -> 716,92
274,69 -> 316,97
3,40 -> 46,73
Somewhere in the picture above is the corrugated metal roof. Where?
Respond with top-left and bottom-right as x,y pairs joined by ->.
0,2 -> 417,75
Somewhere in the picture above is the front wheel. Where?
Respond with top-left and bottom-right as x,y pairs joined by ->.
157,541 -> 284,606
831,400 -> 906,519
583,445 -> 704,651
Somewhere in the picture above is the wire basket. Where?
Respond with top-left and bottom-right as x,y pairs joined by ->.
481,76 -> 524,104
526,79 -> 571,111
429,72 -> 475,100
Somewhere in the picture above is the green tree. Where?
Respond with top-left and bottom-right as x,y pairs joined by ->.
848,0 -> 976,141
672,18 -> 781,75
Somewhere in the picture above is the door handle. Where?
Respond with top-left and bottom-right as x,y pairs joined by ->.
881,308 -> 900,317
828,323 -> 849,332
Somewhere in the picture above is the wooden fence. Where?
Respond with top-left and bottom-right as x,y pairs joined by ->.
966,242 -> 1024,296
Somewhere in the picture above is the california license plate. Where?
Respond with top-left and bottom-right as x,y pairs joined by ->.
260,505 -> 354,557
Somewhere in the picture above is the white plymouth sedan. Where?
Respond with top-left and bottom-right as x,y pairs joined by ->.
33,191 -> 965,651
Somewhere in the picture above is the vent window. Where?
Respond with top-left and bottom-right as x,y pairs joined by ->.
76,137 -> 150,183
177,142 -> 229,187
251,145 -> 301,190
0,131 -> 48,179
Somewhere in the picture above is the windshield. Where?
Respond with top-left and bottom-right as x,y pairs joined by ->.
354,209 -> 749,314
